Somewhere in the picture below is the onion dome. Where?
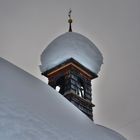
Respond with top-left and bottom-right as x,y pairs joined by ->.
40,32 -> 103,76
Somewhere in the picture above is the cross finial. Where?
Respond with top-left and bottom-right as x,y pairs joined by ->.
68,9 -> 73,32
68,9 -> 72,19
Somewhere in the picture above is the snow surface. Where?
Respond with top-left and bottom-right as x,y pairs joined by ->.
40,32 -> 103,74
0,57 -> 126,140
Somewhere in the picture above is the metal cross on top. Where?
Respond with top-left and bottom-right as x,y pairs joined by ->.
68,9 -> 73,32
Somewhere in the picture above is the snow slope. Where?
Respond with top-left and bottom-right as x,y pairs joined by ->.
0,57 -> 126,140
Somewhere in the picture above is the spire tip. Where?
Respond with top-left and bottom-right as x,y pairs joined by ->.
68,9 -> 73,32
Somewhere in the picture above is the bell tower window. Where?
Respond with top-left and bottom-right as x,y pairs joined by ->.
77,78 -> 85,98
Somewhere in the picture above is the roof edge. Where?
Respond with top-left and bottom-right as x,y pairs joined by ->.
42,58 -> 98,79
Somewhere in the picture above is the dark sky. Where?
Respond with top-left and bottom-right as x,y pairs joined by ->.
0,0 -> 140,139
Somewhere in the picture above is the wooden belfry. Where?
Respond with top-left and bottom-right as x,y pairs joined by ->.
40,10 -> 103,120
42,58 -> 97,120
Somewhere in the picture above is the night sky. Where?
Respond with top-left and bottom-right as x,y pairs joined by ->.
0,0 -> 140,139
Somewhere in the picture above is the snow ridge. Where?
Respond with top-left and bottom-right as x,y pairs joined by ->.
0,57 -> 126,140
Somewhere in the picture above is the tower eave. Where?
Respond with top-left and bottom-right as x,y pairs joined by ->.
42,58 -> 98,80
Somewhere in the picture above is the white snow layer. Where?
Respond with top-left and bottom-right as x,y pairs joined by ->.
40,32 -> 103,74
0,57 -> 126,140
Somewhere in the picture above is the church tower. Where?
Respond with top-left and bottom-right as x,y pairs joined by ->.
40,11 -> 103,120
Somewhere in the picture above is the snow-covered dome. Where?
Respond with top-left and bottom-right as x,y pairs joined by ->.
40,32 -> 103,75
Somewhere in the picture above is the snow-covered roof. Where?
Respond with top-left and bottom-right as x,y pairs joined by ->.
40,32 -> 103,75
0,57 -> 126,140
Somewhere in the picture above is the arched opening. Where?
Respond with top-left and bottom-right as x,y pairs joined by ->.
77,78 -> 85,98
55,76 -> 65,94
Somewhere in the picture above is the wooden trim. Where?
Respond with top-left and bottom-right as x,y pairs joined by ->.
42,58 -> 97,79
47,62 -> 93,78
